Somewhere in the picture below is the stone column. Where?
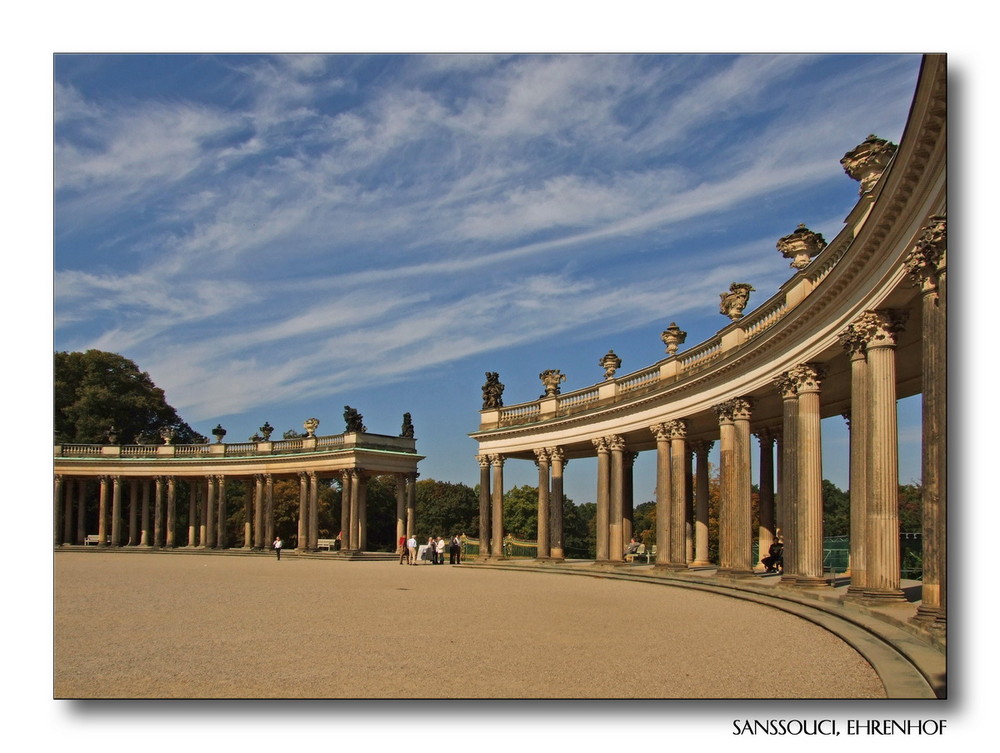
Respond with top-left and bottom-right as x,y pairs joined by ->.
243,478 -> 253,549
76,479 -> 87,545
204,476 -> 215,548
775,374 -> 799,584
608,435 -> 625,562
549,448 -> 565,560
297,472 -> 309,551
690,440 -> 714,567
395,473 -> 407,544
253,474 -> 265,549
216,476 -> 227,549
110,475 -> 122,547
97,476 -> 109,546
407,472 -> 418,539
713,404 -> 736,572
340,470 -> 352,548
624,451 -> 637,546
128,479 -> 139,546
649,424 -> 671,567
187,482 -> 198,547
857,310 -> 908,601
166,476 -> 177,548
840,323 -> 871,596
534,449 -> 551,559
357,472 -> 368,551
593,438 -> 610,563
684,449 -> 694,564
153,476 -> 164,547
490,455 -> 505,558
906,217 -> 946,625
478,457 -> 491,556
347,470 -> 359,551
789,364 -> 828,587
309,472 -> 320,551
669,420 -> 690,569
264,474 -> 274,546
755,428 -> 777,571
200,478 -> 209,547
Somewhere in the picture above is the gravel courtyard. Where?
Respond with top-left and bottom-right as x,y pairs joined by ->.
54,552 -> 886,699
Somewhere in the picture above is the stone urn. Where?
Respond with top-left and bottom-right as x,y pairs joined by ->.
212,424 -> 227,443
599,350 -> 621,380
660,322 -> 687,355
777,224 -> 827,269
539,369 -> 566,397
841,134 -> 897,195
719,283 -> 755,321
303,417 -> 320,437
160,428 -> 176,445
259,421 -> 274,441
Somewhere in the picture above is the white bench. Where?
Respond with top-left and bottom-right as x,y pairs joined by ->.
83,534 -> 104,546
316,539 -> 337,551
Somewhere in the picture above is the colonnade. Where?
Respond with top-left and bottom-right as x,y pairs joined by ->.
53,470 -> 420,553
474,215 -> 945,621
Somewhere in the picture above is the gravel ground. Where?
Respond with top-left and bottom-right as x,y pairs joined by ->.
54,552 -> 886,699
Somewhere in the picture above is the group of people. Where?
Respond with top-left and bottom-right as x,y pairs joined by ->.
399,534 -> 464,565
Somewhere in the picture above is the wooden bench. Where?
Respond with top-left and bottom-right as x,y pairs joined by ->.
316,539 -> 337,551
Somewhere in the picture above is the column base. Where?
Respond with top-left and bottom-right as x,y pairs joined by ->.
688,560 -> 713,569
789,575 -> 830,588
913,605 -> 946,626
716,567 -> 757,579
862,588 -> 907,602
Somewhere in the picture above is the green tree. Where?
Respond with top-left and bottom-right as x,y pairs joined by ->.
633,500 -> 656,546
415,479 -> 479,539
564,500 -> 595,558
55,350 -> 204,444
502,485 -> 539,538
823,479 -> 851,537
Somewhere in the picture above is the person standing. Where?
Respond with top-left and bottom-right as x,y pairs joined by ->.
398,534 -> 407,565
406,533 -> 417,565
450,534 -> 462,564
273,536 -> 283,561
436,535 -> 447,565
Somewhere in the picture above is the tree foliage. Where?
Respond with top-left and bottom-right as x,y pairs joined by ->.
416,479 -> 479,538
55,350 -> 204,444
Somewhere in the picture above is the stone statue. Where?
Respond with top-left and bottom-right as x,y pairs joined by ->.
720,282 -> 755,321
841,134 -> 898,195
303,417 -> 320,437
344,405 -> 367,433
776,224 -> 827,269
539,369 -> 566,397
482,372 -> 505,409
599,350 -> 621,380
400,412 -> 415,438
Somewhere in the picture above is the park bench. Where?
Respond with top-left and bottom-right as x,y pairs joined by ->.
316,539 -> 337,551
83,534 -> 104,546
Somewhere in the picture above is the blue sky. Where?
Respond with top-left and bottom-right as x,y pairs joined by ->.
54,53 -> 925,505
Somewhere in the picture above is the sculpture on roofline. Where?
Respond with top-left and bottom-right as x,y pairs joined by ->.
400,412 -> 415,438
482,372 -> 505,409
344,405 -> 367,433
720,282 -> 755,321
539,369 -> 566,397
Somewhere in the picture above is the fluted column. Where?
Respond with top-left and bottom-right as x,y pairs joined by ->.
166,476 -> 177,548
97,476 -> 109,547
297,472 -> 309,551
395,473 -> 407,544
906,216 -> 946,624
216,476 -> 227,549
490,455 -> 505,558
669,420 -> 690,569
775,374 -> 799,584
204,476 -> 215,548
478,456 -> 491,556
649,424 -> 671,567
357,471 -> 368,551
534,449 -> 551,559
309,472 -> 320,551
789,364 -> 827,587
110,476 -> 122,547
623,451 -> 636,546
858,310 -> 908,600
840,323 -> 870,596
339,470 -> 352,547
549,448 -> 565,560
264,474 -> 274,546
684,448 -> 694,563
406,472 -> 417,539
153,476 -> 164,547
755,428 -> 777,571
253,474 -> 265,549
608,435 -> 626,562
593,438 -> 610,563
690,440 -> 714,567
714,404 -> 736,573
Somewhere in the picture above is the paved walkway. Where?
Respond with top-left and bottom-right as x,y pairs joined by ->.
53,550 -> 943,699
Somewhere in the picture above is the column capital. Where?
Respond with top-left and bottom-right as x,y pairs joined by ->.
774,372 -> 798,400
490,454 -> 505,468
666,418 -> 689,439
730,397 -> 754,421
853,309 -> 908,349
606,434 -> 626,452
690,439 -> 715,456
839,322 -> 869,360
546,446 -> 565,465
649,423 -> 670,442
477,454 -> 491,469
788,363 -> 826,393
533,447 -> 551,465
904,215 -> 947,292
753,426 -> 778,446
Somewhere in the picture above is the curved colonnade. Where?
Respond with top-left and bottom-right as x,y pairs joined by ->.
470,56 -> 946,631
53,431 -> 423,553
